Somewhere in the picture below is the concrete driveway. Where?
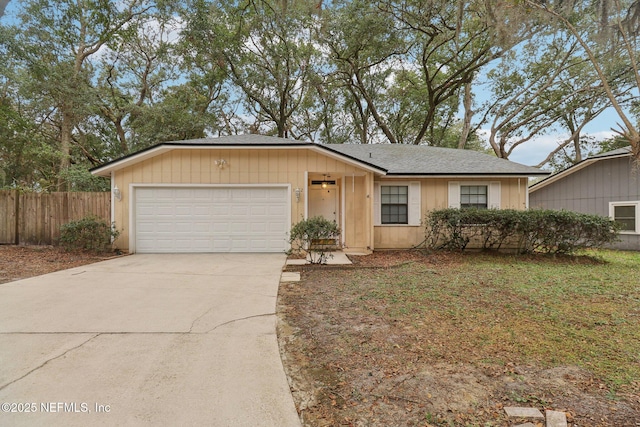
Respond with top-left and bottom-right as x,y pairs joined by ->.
0,254 -> 301,427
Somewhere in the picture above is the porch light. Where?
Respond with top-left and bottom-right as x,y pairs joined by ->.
320,174 -> 331,188
294,187 -> 303,203
215,159 -> 227,169
311,175 -> 336,188
113,185 -> 122,201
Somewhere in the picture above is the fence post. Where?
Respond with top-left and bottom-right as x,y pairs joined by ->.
14,190 -> 19,245
0,190 -> 19,244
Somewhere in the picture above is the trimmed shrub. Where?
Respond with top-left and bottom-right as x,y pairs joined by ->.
425,208 -> 619,254
59,215 -> 119,253
288,216 -> 341,264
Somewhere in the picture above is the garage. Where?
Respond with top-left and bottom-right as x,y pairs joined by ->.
134,186 -> 290,253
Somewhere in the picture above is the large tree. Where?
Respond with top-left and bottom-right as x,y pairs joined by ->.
2,0 -> 151,189
481,32 -> 614,161
5,0 -> 639,191
381,0 -> 515,145
319,0 -> 411,144
522,0 -> 640,161
320,0 -> 537,145
1,25 -> 63,189
92,9 -> 225,157
181,0 -> 322,138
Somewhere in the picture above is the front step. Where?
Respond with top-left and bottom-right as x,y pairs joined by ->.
309,239 -> 339,251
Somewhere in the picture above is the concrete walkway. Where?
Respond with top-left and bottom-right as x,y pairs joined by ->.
285,250 -> 355,265
0,254 -> 301,427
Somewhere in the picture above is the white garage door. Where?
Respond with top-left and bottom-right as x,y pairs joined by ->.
135,186 -> 289,253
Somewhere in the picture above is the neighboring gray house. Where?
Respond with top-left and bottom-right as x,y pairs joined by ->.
529,146 -> 640,250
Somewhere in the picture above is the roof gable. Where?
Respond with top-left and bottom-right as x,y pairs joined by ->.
90,136 -> 387,177
529,146 -> 632,192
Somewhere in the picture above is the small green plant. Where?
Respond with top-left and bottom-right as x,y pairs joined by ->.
59,215 -> 119,253
288,216 -> 341,264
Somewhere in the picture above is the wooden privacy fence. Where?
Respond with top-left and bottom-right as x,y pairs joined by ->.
0,191 -> 110,245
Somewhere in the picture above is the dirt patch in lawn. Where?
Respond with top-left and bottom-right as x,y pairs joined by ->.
0,245 -> 122,284
277,250 -> 640,426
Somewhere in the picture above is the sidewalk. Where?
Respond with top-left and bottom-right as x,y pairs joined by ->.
285,251 -> 359,265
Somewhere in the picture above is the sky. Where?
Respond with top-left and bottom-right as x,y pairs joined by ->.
0,0 -> 626,168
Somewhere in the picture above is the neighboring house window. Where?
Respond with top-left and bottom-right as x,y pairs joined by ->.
610,201 -> 640,234
460,185 -> 488,209
448,181 -> 501,209
374,181 -> 421,226
381,185 -> 408,224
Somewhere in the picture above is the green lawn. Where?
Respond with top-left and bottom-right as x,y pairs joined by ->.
351,250 -> 640,389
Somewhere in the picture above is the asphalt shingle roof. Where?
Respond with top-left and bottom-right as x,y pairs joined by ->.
587,145 -> 631,159
92,135 -> 548,177
172,136 -> 546,175
326,143 -> 547,176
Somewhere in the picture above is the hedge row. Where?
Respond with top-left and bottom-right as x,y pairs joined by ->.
425,209 -> 620,254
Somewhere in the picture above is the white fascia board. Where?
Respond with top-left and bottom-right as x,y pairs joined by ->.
382,174 -> 540,179
91,146 -> 173,177
308,145 -> 387,174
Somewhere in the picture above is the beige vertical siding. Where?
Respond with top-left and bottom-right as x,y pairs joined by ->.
374,177 -> 529,249
374,226 -> 424,249
500,177 -> 529,209
111,147 -> 530,252
113,148 -> 372,252
342,175 -> 369,251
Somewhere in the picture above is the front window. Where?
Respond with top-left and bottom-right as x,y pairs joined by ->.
460,185 -> 488,209
381,186 -> 408,224
611,202 -> 638,233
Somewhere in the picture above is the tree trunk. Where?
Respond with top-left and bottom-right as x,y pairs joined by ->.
458,83 -> 473,149
114,118 -> 128,155
354,69 -> 397,144
567,118 -> 583,163
57,106 -> 74,191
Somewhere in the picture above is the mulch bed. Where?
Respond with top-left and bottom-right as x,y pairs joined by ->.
0,245 -> 121,284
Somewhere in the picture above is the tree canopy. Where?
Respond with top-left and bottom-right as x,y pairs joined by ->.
1,0 -> 638,190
